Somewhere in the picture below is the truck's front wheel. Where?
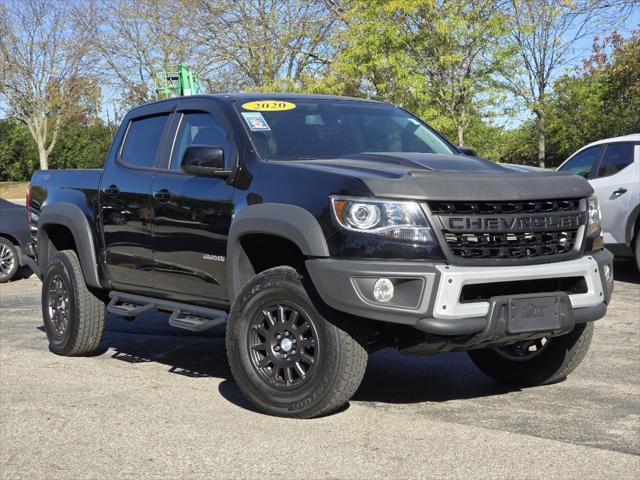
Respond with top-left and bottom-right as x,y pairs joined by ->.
468,322 -> 594,387
42,250 -> 106,356
226,267 -> 368,418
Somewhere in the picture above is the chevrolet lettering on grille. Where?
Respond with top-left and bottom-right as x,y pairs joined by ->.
443,213 -> 584,232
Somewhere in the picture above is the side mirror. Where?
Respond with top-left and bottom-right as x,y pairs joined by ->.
181,145 -> 229,177
457,145 -> 477,157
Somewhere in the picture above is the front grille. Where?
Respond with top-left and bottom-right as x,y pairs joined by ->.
429,198 -> 581,215
428,198 -> 585,261
444,229 -> 578,259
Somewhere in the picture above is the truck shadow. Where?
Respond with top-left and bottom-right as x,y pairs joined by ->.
613,258 -> 639,284
98,311 -> 516,412
352,349 -> 517,404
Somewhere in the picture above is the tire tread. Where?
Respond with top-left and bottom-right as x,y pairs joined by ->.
48,250 -> 106,356
468,322 -> 594,387
227,266 -> 367,418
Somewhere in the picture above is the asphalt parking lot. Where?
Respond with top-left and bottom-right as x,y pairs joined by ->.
1,262 -> 638,479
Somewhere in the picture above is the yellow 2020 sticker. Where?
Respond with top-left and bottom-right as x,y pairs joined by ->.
242,100 -> 296,111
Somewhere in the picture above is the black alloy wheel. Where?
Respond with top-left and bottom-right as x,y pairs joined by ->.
494,337 -> 549,361
46,274 -> 71,338
248,302 -> 318,389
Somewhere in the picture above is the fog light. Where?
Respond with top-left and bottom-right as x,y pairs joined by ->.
373,278 -> 394,303
603,264 -> 613,283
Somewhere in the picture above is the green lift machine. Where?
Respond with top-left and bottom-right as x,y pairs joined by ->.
154,63 -> 203,99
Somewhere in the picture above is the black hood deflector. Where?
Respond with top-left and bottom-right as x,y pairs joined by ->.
365,170 -> 593,201
286,153 -> 594,201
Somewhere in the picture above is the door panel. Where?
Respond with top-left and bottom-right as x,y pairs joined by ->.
151,106 -> 236,304
590,143 -> 636,244
100,113 -> 172,290
152,173 -> 233,302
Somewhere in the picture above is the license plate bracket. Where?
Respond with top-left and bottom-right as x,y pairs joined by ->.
507,294 -> 562,334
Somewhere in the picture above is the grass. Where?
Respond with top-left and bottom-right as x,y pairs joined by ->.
0,181 -> 29,200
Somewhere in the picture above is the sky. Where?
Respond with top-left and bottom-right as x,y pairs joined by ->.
494,9 -> 639,129
96,5 -> 639,129
4,2 -> 640,131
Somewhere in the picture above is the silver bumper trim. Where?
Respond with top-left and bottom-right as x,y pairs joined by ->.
433,256 -> 604,319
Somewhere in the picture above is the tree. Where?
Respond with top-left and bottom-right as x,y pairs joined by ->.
410,1 -> 510,145
0,0 -> 93,170
324,0 -> 510,145
545,31 -> 640,165
78,0 -> 195,108
189,0 -> 336,91
501,0 -> 608,168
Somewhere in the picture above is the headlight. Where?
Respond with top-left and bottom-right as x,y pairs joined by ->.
586,195 -> 602,236
330,195 -> 433,243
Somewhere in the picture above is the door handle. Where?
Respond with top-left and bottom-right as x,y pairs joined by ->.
153,189 -> 172,201
612,188 -> 627,197
103,185 -> 120,196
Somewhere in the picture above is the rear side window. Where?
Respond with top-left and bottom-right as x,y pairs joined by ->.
120,114 -> 170,168
559,146 -> 600,178
597,143 -> 634,178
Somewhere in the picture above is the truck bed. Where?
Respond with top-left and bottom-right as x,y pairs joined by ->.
30,169 -> 102,214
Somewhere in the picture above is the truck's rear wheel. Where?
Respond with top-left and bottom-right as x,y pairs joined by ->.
42,250 -> 106,356
468,322 -> 594,386
226,266 -> 368,418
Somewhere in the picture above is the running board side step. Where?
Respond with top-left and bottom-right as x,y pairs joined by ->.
107,291 -> 227,331
168,310 -> 226,332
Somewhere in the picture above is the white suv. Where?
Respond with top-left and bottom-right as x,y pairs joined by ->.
558,134 -> 640,270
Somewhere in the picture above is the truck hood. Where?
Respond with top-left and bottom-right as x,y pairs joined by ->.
285,153 -> 593,201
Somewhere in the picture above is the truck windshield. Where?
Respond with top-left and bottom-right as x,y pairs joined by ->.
236,99 -> 456,160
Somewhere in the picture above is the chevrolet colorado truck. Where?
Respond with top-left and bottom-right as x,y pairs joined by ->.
25,94 -> 614,418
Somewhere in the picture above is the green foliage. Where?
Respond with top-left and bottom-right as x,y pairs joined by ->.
0,119 -> 113,180
49,123 -> 114,170
0,120 -> 38,181
1,1 -> 638,178
493,123 -> 539,165
317,0 -> 512,146
545,32 -> 640,167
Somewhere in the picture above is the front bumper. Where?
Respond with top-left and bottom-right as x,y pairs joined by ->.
306,249 -> 614,339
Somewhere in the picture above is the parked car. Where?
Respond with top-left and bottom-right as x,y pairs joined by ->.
0,198 -> 31,282
25,94 -> 614,418
557,134 -> 640,270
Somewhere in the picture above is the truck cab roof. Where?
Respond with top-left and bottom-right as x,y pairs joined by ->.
128,93 -> 385,115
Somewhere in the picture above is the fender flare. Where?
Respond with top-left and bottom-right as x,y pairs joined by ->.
226,203 -> 329,299
625,203 -> 640,246
37,203 -> 102,288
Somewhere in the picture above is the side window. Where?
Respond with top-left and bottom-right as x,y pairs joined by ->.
171,112 -> 230,170
558,146 -> 601,178
597,143 -> 634,178
120,114 -> 170,168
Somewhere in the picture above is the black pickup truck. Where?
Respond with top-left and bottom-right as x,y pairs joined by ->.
26,94 -> 614,418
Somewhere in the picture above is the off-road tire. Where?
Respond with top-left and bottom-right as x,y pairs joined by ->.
226,266 -> 368,418
42,250 -> 106,356
0,238 -> 19,283
468,322 -> 594,387
634,231 -> 640,273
